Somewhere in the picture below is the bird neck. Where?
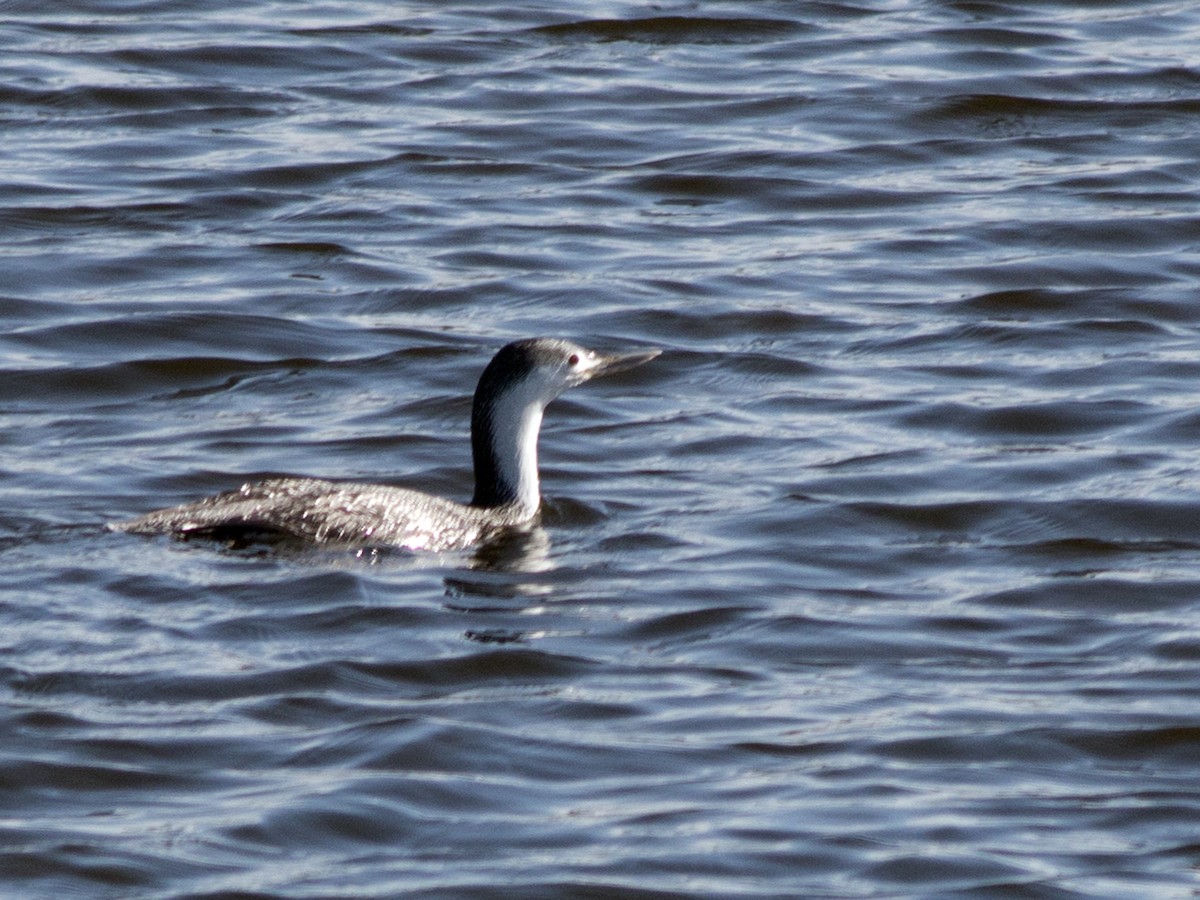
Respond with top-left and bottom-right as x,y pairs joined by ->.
470,383 -> 545,516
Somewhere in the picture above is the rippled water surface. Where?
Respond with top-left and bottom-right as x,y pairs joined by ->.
4,1 -> 1200,896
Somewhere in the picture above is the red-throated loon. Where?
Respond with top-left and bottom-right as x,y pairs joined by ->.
110,338 -> 660,551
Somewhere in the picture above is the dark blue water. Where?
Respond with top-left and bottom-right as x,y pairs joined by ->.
4,1 -> 1200,896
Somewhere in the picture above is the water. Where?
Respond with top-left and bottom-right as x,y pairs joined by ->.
3,1 -> 1200,896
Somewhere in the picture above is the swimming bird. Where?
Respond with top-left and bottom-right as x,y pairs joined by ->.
111,338 -> 659,551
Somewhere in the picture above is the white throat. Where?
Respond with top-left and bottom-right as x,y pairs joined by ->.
472,374 -> 552,516
493,392 -> 544,515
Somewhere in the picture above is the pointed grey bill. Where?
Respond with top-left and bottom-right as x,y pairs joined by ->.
587,348 -> 662,380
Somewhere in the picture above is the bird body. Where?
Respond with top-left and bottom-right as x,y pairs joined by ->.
121,476 -> 515,551
112,338 -> 658,551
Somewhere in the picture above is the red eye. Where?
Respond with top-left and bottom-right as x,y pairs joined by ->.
568,354 -> 580,366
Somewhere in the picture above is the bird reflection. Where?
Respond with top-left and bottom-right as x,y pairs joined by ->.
444,524 -> 556,606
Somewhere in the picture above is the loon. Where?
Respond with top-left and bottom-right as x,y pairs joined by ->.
111,338 -> 659,552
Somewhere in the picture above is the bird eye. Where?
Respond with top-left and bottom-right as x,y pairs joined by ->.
568,354 -> 580,367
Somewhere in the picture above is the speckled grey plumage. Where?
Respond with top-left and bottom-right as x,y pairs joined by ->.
111,476 -> 527,551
